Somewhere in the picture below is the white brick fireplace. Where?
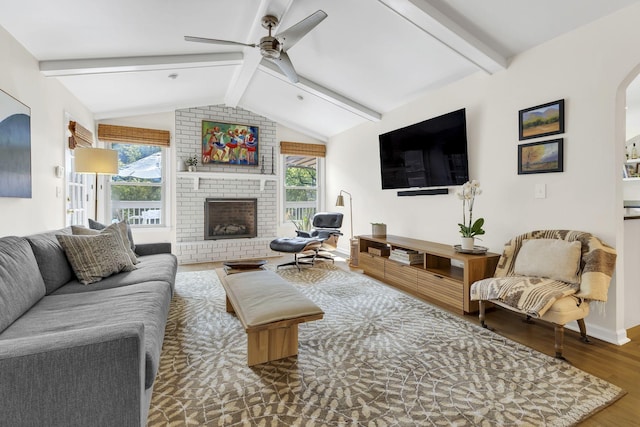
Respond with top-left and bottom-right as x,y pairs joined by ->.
174,105 -> 278,264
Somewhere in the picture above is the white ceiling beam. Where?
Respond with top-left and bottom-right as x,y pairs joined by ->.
259,60 -> 381,122
39,53 -> 242,76
378,0 -> 507,74
224,0 -> 295,107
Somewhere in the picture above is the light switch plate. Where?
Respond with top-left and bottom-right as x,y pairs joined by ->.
534,183 -> 546,199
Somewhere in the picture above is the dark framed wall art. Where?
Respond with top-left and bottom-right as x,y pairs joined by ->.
518,138 -> 564,174
0,89 -> 31,198
518,99 -> 565,141
202,120 -> 259,166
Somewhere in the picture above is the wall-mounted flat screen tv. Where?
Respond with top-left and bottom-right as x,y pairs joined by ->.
378,108 -> 469,190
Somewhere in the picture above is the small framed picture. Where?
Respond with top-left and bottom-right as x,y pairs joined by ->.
518,138 -> 564,175
518,99 -> 564,141
624,163 -> 637,178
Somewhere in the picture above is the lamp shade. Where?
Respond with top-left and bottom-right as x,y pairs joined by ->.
335,194 -> 345,207
74,147 -> 118,174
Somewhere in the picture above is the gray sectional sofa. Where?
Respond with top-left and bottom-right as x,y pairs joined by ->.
0,226 -> 177,427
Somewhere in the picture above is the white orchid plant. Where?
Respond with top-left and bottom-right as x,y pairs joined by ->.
456,180 -> 485,238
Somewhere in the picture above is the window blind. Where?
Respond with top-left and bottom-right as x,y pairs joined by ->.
68,121 -> 94,149
97,124 -> 171,147
280,141 -> 326,158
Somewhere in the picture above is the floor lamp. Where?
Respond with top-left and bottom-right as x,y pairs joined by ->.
336,189 -> 359,266
335,189 -> 353,240
74,147 -> 119,221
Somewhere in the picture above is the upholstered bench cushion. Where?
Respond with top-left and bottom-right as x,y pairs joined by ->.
224,270 -> 323,328
269,237 -> 322,253
540,296 -> 590,325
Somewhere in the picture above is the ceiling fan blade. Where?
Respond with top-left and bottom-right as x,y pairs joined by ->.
268,52 -> 299,83
276,10 -> 327,51
184,36 -> 256,48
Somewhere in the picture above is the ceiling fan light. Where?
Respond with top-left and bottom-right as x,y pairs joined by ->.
260,37 -> 281,59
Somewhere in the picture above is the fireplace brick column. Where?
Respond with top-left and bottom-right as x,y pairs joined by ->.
174,105 -> 278,264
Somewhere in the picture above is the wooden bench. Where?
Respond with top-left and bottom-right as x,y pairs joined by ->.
216,269 -> 324,366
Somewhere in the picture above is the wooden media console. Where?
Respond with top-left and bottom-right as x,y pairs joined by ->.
357,235 -> 500,314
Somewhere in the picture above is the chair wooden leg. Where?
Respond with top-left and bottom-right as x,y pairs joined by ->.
577,318 -> 591,343
478,301 -> 494,331
522,315 -> 535,324
554,324 -> 566,360
479,300 -> 486,327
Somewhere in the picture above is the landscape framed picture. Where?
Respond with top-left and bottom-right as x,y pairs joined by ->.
518,138 -> 563,174
0,89 -> 31,198
202,120 -> 259,166
518,99 -> 564,140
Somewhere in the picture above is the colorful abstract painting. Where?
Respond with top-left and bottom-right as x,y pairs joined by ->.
201,121 -> 259,166
0,89 -> 31,198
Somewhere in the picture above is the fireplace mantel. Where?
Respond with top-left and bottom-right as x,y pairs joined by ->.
177,171 -> 278,191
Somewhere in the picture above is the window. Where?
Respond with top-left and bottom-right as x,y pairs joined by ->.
283,154 -> 319,229
109,143 -> 165,226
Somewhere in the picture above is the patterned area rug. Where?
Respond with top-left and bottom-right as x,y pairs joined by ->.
147,263 -> 624,426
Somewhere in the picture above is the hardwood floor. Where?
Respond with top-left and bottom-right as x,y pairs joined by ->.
178,256 -> 640,425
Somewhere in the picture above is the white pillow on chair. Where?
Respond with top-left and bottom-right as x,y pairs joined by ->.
513,239 -> 582,284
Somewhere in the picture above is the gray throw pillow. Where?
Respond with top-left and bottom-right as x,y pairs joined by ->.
72,222 -> 138,265
89,218 -> 135,252
57,233 -> 136,285
0,236 -> 46,333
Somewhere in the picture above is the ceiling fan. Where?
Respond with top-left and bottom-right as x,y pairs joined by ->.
185,10 -> 327,84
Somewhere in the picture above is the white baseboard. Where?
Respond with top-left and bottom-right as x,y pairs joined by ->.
565,322 -> 630,345
333,247 -> 350,257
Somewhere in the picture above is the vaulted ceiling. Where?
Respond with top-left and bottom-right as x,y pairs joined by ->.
1,0 -> 637,140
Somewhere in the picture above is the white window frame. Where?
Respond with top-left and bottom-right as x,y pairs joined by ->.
281,154 -> 325,226
107,143 -> 168,228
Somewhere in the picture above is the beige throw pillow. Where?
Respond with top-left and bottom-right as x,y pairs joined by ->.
72,222 -> 138,264
513,239 -> 582,284
57,233 -> 135,285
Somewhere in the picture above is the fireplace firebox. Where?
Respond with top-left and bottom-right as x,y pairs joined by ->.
204,198 -> 257,240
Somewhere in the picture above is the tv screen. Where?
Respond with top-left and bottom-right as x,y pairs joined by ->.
378,109 -> 469,190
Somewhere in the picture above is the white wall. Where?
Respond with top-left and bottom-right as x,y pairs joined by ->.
0,26 -> 93,236
327,3 -> 640,345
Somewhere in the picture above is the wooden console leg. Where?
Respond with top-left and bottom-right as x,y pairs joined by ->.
554,324 -> 566,360
577,318 -> 591,343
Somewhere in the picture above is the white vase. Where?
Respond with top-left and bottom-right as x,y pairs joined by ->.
461,237 -> 475,251
187,165 -> 196,172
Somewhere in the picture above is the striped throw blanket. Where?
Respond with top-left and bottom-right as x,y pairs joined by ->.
470,230 -> 616,318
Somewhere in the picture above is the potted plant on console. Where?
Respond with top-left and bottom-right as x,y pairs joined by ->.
456,180 -> 485,250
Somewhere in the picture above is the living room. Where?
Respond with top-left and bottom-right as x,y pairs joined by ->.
1,1 -> 640,425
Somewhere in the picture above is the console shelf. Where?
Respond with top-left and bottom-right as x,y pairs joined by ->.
357,234 -> 500,314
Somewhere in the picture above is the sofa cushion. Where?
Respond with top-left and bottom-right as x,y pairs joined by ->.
72,222 -> 138,265
52,253 -> 177,295
25,228 -> 74,294
0,236 -> 46,333
0,282 -> 172,389
514,239 -> 582,284
57,233 -> 136,285
89,218 -> 135,252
